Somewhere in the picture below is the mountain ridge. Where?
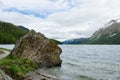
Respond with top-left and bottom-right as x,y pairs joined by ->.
0,21 -> 29,44
63,19 -> 120,44
62,38 -> 87,44
84,19 -> 120,44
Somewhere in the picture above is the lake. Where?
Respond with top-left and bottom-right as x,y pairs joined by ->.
0,45 -> 120,80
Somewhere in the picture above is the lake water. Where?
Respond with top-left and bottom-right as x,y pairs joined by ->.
0,45 -> 120,80
0,44 -> 14,50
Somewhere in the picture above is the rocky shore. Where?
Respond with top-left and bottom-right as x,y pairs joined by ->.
0,68 -> 57,80
25,70 -> 57,80
0,30 -> 62,80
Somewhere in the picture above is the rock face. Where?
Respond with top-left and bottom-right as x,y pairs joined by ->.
91,20 -> 120,40
11,30 -> 62,67
0,69 -> 13,80
85,19 -> 120,44
25,70 -> 57,80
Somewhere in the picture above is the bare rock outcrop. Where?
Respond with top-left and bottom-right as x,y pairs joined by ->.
25,70 -> 57,80
0,69 -> 13,80
11,30 -> 62,67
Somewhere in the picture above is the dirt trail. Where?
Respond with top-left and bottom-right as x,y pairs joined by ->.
0,49 -> 10,60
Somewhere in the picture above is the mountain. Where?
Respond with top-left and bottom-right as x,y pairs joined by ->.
0,21 -> 29,44
0,21 -> 62,44
63,19 -> 120,44
85,19 -> 120,44
62,38 -> 88,44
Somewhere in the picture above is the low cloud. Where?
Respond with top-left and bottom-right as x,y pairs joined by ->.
0,0 -> 120,41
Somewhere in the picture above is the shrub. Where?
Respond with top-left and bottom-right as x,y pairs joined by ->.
0,55 -> 38,80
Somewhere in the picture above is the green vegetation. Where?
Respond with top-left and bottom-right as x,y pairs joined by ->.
85,33 -> 120,44
0,55 -> 38,80
82,21 -> 120,44
49,39 -> 62,44
0,21 -> 62,44
0,21 -> 29,44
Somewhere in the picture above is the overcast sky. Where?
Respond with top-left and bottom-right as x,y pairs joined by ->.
0,0 -> 120,41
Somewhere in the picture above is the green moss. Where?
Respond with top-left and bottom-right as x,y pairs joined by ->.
48,40 -> 61,51
0,55 -> 38,80
49,39 -> 62,44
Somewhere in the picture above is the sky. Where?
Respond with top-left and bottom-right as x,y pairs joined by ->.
0,0 -> 120,41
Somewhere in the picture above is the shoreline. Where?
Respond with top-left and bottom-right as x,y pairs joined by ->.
0,48 -> 58,80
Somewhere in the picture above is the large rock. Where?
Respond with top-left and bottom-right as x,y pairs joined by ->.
11,30 -> 62,67
0,69 -> 13,80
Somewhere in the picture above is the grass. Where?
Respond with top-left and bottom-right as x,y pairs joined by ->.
0,55 -> 39,80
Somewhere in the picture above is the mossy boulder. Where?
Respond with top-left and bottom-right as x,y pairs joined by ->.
11,30 -> 62,67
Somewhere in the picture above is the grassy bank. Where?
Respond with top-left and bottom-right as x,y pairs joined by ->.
0,55 -> 39,80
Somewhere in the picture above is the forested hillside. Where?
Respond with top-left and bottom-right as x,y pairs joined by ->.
0,21 -> 62,44
0,21 -> 29,44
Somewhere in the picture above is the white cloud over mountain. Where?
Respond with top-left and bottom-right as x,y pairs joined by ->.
0,0 -> 120,41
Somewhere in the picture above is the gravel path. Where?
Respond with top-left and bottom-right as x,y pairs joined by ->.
0,49 -> 10,60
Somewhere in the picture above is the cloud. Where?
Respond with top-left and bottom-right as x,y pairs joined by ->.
0,0 -> 120,41
3,8 -> 47,18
